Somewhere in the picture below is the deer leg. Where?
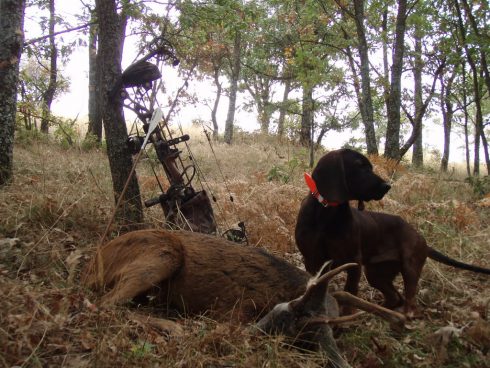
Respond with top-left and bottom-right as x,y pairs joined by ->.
101,254 -> 181,306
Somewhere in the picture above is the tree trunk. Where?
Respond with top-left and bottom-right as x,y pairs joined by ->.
344,43 -> 362,115
460,0 -> 490,98
211,64 -> 221,139
277,76 -> 291,138
381,8 -> 390,106
411,26 -> 423,167
247,78 -> 272,136
40,0 -> 57,134
95,0 -> 143,228
0,0 -> 26,186
384,0 -> 408,159
412,128 -> 423,166
352,0 -> 378,155
399,39 -> 444,160
341,19 -> 374,152
481,126 -> 490,175
224,31 -> 241,144
473,115 -> 481,177
86,12 -> 102,141
20,81 -> 32,130
258,84 -> 271,135
462,63 -> 471,177
454,0 -> 484,175
440,71 -> 455,172
300,85 -> 314,147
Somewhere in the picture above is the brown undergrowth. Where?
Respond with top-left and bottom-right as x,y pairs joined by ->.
0,134 -> 489,367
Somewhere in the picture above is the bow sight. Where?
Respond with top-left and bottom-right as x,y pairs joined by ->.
112,39 -> 247,243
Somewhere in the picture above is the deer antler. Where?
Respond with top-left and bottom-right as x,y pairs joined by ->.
332,291 -> 406,330
314,263 -> 360,286
305,311 -> 365,327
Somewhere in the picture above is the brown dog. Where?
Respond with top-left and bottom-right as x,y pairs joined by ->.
295,148 -> 490,316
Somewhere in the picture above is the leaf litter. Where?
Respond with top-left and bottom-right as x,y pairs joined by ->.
0,137 -> 489,367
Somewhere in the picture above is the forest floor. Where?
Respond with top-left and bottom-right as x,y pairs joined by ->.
1,130 -> 489,367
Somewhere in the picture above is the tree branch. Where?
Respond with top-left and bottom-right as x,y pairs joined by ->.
24,22 -> 95,46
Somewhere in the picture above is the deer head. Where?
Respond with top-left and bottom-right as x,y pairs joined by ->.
255,263 -> 354,368
255,263 -> 406,368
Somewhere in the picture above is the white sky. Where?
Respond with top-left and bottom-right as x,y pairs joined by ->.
23,0 -> 474,165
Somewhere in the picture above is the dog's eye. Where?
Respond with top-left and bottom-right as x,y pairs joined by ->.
355,159 -> 372,172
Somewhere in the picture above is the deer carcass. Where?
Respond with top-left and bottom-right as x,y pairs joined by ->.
84,229 -> 405,368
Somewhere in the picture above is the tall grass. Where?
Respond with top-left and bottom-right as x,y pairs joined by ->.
0,132 -> 489,367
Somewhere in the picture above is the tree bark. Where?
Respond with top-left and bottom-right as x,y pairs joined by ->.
86,11 -> 102,141
352,0 -> 378,155
40,0 -> 57,133
211,64 -> 221,139
277,75 -> 291,138
341,20 -> 375,153
480,122 -> 490,175
401,24 -> 445,164
461,63 -> 471,177
381,8 -> 390,106
411,24 -> 423,167
384,0 -> 408,159
454,0 -> 485,175
0,0 -> 26,186
411,127 -> 423,167
399,60 -> 444,160
95,0 -> 143,227
439,71 -> 456,172
258,82 -> 271,135
300,85 -> 314,147
459,0 -> 490,98
224,31 -> 241,144
245,77 -> 272,135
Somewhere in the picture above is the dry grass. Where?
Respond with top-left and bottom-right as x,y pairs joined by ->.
1,133 -> 489,367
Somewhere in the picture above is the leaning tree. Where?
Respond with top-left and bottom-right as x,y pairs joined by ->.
94,0 -> 143,227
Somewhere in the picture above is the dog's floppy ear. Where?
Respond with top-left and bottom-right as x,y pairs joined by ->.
312,150 -> 349,203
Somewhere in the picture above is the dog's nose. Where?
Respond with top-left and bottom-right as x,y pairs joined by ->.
381,183 -> 391,194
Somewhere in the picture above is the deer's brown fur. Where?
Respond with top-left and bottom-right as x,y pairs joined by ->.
84,229 -> 405,368
84,229 -> 309,321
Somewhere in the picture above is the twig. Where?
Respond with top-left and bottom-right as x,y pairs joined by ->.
87,168 -> 109,199
24,22 -> 95,46
21,327 -> 48,368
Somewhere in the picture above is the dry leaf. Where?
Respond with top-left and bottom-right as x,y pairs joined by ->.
130,312 -> 184,337
65,250 -> 82,284
431,325 -> 463,364
0,238 -> 20,247
83,298 -> 98,312
465,319 -> 490,350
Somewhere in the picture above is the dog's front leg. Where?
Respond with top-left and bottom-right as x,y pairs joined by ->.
341,264 -> 361,315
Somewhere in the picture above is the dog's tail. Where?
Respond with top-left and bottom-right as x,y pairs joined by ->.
428,248 -> 490,275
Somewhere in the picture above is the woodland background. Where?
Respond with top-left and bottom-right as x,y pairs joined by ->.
0,0 -> 490,367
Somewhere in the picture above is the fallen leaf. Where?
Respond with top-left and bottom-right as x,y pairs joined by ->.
83,298 -> 98,312
465,319 -> 490,350
430,325 -> 463,364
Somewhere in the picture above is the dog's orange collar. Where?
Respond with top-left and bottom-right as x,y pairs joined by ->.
304,173 -> 340,207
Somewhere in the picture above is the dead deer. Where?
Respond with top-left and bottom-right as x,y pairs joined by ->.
84,229 -> 405,368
